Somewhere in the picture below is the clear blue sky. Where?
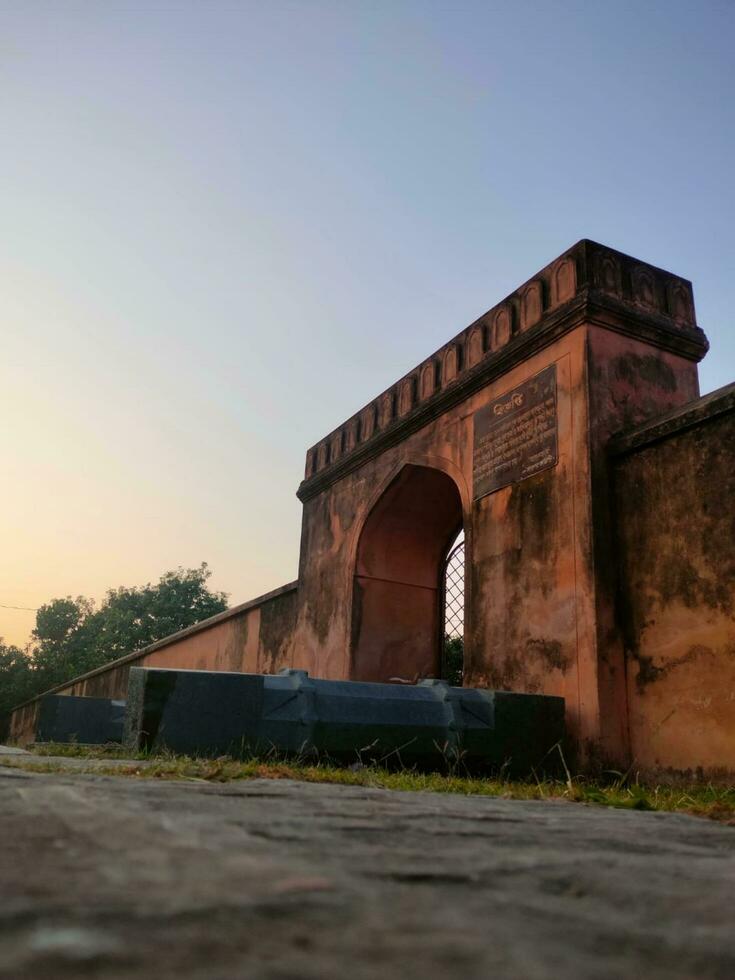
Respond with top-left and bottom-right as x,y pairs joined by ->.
2,0 -> 734,646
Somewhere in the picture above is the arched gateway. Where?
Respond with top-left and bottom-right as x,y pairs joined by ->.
14,239 -> 735,779
290,239 -> 708,767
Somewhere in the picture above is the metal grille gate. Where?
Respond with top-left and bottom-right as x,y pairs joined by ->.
441,532 -> 465,685
443,534 -> 465,639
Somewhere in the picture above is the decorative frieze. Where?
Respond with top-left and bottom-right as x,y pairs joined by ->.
492,306 -> 513,350
398,377 -> 415,417
631,266 -> 658,310
596,252 -> 621,295
378,390 -> 394,429
443,345 -> 459,383
344,419 -> 358,453
304,240 -> 703,488
553,256 -> 577,305
520,281 -> 544,331
329,431 -> 342,463
360,404 -> 376,442
668,280 -> 693,324
466,325 -> 485,367
420,362 -> 436,400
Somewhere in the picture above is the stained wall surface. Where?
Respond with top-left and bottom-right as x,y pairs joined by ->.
612,385 -> 735,776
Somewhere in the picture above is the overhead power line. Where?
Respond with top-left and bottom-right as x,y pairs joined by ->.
0,604 -> 38,612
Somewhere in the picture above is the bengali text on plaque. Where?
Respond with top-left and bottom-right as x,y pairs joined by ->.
473,364 -> 558,499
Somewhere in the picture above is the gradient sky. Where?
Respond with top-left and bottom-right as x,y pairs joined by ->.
2,0 -> 734,648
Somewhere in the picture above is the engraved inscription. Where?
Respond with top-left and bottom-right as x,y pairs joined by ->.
473,365 -> 558,499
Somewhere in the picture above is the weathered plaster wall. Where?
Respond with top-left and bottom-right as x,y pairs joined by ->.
466,345 -> 586,741
612,385 -> 735,776
7,583 -> 297,745
585,328 -> 701,763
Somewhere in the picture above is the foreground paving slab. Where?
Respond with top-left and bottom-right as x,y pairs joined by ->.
0,749 -> 157,772
1,765 -> 734,980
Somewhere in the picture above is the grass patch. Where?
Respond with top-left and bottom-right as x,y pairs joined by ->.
10,745 -> 735,825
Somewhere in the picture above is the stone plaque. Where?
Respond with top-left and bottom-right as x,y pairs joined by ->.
473,364 -> 558,499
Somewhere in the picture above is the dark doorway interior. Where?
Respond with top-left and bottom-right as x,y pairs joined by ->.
350,465 -> 463,683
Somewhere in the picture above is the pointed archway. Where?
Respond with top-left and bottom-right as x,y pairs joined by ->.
350,464 -> 464,682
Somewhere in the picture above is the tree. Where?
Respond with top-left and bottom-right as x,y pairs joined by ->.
442,634 -> 464,687
30,595 -> 96,690
0,642 -> 37,723
88,565 -> 229,660
1,564 -> 229,725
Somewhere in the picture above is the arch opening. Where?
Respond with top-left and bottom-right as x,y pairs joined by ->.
350,464 -> 464,683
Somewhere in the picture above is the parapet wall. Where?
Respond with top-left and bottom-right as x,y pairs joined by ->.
7,581 -> 298,745
300,239 -> 706,499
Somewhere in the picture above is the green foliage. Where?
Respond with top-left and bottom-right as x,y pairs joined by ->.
0,643 -> 36,722
0,564 -> 228,720
442,634 -> 464,686
30,595 -> 96,688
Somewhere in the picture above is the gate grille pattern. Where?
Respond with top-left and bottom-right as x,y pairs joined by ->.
443,535 -> 465,639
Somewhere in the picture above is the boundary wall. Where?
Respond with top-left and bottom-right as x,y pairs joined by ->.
611,382 -> 735,777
